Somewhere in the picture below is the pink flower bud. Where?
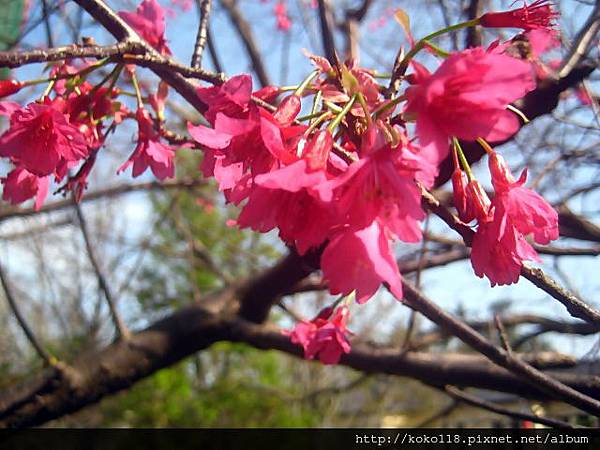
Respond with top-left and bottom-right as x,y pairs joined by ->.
0,80 -> 24,98
479,1 -> 558,31
273,94 -> 301,126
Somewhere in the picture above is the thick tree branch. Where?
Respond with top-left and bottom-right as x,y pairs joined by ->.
0,41 -> 144,67
1,295 -> 599,428
0,39 -> 220,85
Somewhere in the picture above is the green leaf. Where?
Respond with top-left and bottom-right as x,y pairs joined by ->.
0,0 -> 27,79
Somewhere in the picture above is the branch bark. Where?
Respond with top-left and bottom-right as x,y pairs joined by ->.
2,295 -> 599,428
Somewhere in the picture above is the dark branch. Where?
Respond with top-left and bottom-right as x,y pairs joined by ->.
220,0 -> 271,88
191,0 -> 213,69
443,385 -> 574,429
401,278 -> 600,416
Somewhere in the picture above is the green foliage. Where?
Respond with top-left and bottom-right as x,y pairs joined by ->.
94,343 -> 322,427
0,0 -> 27,79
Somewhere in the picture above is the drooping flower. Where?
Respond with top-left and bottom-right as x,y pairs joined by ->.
404,47 -> 535,163
0,102 -> 88,176
321,221 -> 404,303
118,108 -> 175,180
285,305 -> 351,364
118,0 -> 171,55
471,209 -> 541,286
489,152 -> 558,245
479,1 -> 558,31
469,152 -> 558,286
1,167 -> 49,210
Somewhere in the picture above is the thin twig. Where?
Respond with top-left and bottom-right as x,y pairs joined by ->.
0,263 -> 55,366
494,315 -> 513,354
401,278 -> 600,417
559,1 -> 600,79
415,399 -> 460,427
220,0 -> 271,87
0,178 -> 206,223
206,27 -> 223,73
444,385 -> 575,429
317,0 -> 340,67
191,0 -> 212,69
74,202 -> 130,340
41,0 -> 55,47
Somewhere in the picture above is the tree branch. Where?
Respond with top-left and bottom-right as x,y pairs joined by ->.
317,0 -> 339,66
73,0 -> 213,113
400,278 -> 600,417
2,297 -> 599,428
443,385 -> 574,429
0,264 -> 55,367
420,187 -> 600,326
73,202 -> 130,340
191,0 -> 212,69
0,178 -> 206,224
220,0 -> 271,88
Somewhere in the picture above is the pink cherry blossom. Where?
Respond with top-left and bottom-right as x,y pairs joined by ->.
274,2 -> 291,31
118,108 -> 175,180
321,221 -> 403,303
236,159 -> 333,254
471,208 -> 541,286
196,74 -> 253,124
1,167 -> 49,210
118,0 -> 171,55
0,102 -> 88,177
489,152 -> 558,245
405,47 -> 535,163
285,305 -> 351,364
323,131 -> 425,243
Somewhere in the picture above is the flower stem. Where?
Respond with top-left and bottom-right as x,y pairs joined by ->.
130,71 -> 144,108
373,94 -> 406,119
453,137 -> 474,181
396,18 -> 480,76
476,137 -> 495,155
356,92 -> 372,126
309,90 -> 323,124
295,70 -> 319,96
327,94 -> 356,133
507,104 -> 530,123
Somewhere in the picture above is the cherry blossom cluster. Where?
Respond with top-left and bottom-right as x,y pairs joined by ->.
0,0 -> 176,208
184,2 -> 563,362
0,0 -> 566,364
